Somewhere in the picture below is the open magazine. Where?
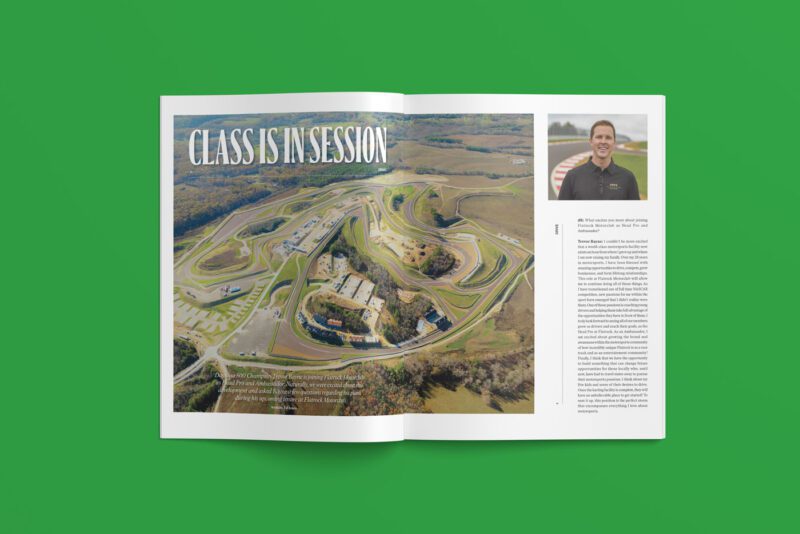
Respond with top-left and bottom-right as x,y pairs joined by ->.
161,93 -> 665,441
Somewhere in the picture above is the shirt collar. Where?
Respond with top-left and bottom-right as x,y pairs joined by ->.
589,157 -> 618,174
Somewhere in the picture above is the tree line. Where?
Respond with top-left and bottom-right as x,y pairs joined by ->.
420,245 -> 455,277
175,184 -> 272,237
548,121 -> 582,136
173,338 -> 199,375
173,363 -> 222,412
174,163 -> 392,238
431,209 -> 462,228
391,193 -> 405,210
340,350 -> 533,415
426,136 -> 462,144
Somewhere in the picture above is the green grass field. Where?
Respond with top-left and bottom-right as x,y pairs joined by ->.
384,185 -> 415,211
341,216 -> 367,256
299,283 -> 321,303
196,240 -> 251,273
225,353 -> 321,366
259,357 -> 323,367
213,292 -> 250,316
548,138 -> 585,144
352,217 -> 367,250
413,187 -> 441,226
461,237 -> 505,286
503,179 -> 534,202
269,252 -> 284,271
256,205 -> 276,218
283,199 -> 313,215
625,141 -> 648,150
432,287 -> 481,309
174,222 -> 218,261
444,318 -> 517,353
438,187 -> 463,219
269,255 -> 306,294
269,286 -> 291,308
612,153 -> 648,198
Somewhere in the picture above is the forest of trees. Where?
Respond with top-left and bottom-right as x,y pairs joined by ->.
382,294 -> 432,345
308,298 -> 370,334
173,163 -> 391,237
426,136 -> 462,144
341,350 -> 533,415
411,351 -> 533,404
173,363 -> 222,412
391,193 -> 405,210
329,228 -> 432,344
548,121 -> 581,136
430,209 -> 461,228
173,338 -> 199,375
341,364 -> 424,415
174,184 -> 272,237
420,246 -> 455,277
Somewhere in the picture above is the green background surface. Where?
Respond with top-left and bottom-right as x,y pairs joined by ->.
2,1 -> 797,531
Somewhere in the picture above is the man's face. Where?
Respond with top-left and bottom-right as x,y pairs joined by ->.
590,125 -> 615,160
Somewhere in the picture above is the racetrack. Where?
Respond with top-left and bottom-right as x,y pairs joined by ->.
174,173 -> 534,383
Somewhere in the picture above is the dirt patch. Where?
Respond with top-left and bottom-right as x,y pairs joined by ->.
313,253 -> 333,278
404,241 -> 428,266
397,289 -> 416,303
376,231 -> 428,267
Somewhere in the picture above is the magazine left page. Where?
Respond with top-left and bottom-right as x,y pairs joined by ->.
161,92 -> 407,441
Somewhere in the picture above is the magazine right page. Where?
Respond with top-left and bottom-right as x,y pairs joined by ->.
403,94 -> 665,439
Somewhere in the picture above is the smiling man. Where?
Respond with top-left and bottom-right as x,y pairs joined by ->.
557,120 -> 640,200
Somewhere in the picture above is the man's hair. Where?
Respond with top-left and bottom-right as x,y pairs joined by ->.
590,120 -> 616,139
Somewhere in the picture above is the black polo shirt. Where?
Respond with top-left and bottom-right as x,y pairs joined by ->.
558,158 -> 640,200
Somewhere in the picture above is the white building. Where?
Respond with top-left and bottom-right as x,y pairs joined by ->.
333,253 -> 348,274
353,280 -> 374,306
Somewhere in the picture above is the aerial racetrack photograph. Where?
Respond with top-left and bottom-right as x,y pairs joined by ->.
172,112 -> 535,415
